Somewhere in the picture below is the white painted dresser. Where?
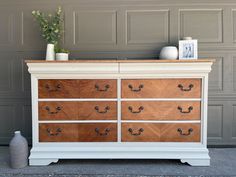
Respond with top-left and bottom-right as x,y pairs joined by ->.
26,59 -> 214,166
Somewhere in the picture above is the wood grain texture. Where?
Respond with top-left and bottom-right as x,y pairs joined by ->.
122,101 -> 200,120
160,123 -> 200,142
39,123 -> 78,142
25,59 -> 215,63
122,79 -> 201,98
77,101 -> 117,120
39,101 -> 117,120
39,102 -> 77,120
77,123 -> 117,142
121,123 -> 200,142
39,123 -> 117,142
38,79 -> 117,98
122,123 -> 161,142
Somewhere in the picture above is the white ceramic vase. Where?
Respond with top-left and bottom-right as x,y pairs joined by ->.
46,44 -> 55,61
159,46 -> 178,60
56,53 -> 69,61
9,131 -> 28,168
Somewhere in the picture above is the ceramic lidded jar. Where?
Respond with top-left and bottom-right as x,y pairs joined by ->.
159,46 -> 178,60
9,131 -> 28,168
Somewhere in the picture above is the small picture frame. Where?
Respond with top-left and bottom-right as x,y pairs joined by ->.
179,39 -> 198,60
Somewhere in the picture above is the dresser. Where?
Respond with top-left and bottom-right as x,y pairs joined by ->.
26,59 -> 214,166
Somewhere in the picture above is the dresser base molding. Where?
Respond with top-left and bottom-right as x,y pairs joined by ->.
180,159 -> 210,166
29,145 -> 210,166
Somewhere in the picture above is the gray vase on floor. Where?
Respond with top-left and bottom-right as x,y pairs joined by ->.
9,131 -> 28,168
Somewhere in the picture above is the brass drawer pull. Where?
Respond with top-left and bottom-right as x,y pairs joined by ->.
128,84 -> 144,92
95,84 -> 110,92
128,106 -> 144,114
178,84 -> 194,91
177,106 -> 193,114
45,84 -> 61,92
128,128 -> 144,136
95,128 -> 110,136
177,128 -> 193,136
45,106 -> 62,114
46,128 -> 62,136
94,106 -> 110,114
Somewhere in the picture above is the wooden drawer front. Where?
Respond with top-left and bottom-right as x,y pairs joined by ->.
39,101 -> 117,120
77,102 -> 117,120
160,123 -> 200,142
39,123 -> 117,142
38,79 -> 117,98
39,123 -> 78,142
122,123 -> 160,142
39,102 -> 77,120
122,79 -> 201,98
122,101 -> 200,120
122,123 -> 200,142
77,123 -> 117,142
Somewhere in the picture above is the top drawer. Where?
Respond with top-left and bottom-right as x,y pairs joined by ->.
122,79 -> 201,98
38,79 -> 117,98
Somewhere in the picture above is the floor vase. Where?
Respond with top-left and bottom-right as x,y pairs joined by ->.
9,131 -> 28,168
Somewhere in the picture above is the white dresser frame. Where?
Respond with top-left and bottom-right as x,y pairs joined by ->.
27,61 -> 213,166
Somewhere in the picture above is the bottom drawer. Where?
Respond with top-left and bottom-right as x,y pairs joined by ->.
122,123 -> 200,142
39,123 -> 117,142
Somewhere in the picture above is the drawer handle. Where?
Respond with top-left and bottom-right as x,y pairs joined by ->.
128,128 -> 144,136
46,128 -> 62,136
177,106 -> 193,114
177,128 -> 193,136
128,106 -> 144,114
45,84 -> 61,92
95,128 -> 110,136
95,84 -> 110,92
128,84 -> 144,92
178,84 -> 194,91
45,106 -> 62,114
94,106 -> 110,114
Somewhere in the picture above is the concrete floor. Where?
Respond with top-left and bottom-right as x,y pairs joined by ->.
0,147 -> 236,177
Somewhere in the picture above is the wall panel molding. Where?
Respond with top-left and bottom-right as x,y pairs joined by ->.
232,105 -> 236,139
126,10 -> 169,45
208,104 -> 223,142
0,8 -> 15,50
0,53 -> 14,93
0,103 -> 15,144
74,10 -> 117,45
232,56 -> 236,91
179,9 -> 223,43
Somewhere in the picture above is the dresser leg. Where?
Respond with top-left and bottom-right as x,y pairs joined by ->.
180,159 -> 210,166
29,158 -> 59,166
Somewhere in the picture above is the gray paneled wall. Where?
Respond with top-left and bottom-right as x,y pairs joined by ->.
0,0 -> 236,145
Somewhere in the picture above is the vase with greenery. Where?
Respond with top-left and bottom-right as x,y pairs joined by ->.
32,7 -> 69,60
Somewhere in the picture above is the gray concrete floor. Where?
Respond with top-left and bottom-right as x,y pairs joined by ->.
0,147 -> 236,177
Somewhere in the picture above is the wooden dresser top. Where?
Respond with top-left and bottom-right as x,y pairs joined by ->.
25,59 -> 215,63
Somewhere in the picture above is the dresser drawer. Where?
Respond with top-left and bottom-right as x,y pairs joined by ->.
121,123 -> 200,142
122,79 -> 201,98
39,123 -> 117,142
39,101 -> 117,120
38,79 -> 117,98
122,101 -> 200,120
77,123 -> 117,142
39,123 -> 78,142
